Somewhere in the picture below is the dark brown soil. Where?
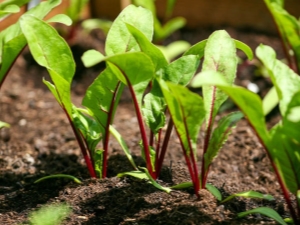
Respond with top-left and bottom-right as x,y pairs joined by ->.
0,26 -> 291,225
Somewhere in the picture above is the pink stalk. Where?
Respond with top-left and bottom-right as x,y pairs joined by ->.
176,129 -> 199,197
247,122 -> 299,224
101,82 -> 121,178
122,76 -> 155,178
172,104 -> 200,197
65,109 -> 96,178
155,118 -> 173,177
266,8 -> 298,73
201,86 -> 216,188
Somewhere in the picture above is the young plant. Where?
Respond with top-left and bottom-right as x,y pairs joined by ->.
19,12 -> 99,178
81,4 -> 203,183
81,5 -> 255,198
264,0 -> 300,74
0,0 -> 70,89
191,44 -> 300,224
261,0 -> 300,115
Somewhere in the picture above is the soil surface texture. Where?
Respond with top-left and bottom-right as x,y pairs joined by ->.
0,26 -> 292,224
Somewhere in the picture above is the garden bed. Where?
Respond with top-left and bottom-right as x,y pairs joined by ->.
0,26 -> 291,224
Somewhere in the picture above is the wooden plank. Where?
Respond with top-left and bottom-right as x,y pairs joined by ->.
90,0 -> 300,34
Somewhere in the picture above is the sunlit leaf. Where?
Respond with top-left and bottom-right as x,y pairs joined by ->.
221,190 -> 274,204
238,207 -> 287,225
105,4 -> 153,56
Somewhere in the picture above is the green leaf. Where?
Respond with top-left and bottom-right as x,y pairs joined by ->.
29,203 -> 71,225
142,82 -> 166,134
0,0 -> 30,9
206,183 -> 222,201
233,39 -> 253,60
0,35 -> 26,85
118,170 -> 148,179
158,55 -> 200,86
81,50 -> 105,68
264,1 -> 300,72
66,0 -> 88,23
104,52 -> 154,107
171,181 -> 193,189
155,17 -> 186,41
0,0 -> 61,85
166,0 -> 177,17
191,71 -> 271,150
42,79 -> 62,105
139,167 -> 172,193
157,40 -> 191,62
256,44 -> 300,116
34,174 -> 81,184
81,18 -> 112,35
109,125 -> 138,170
105,4 -> 153,56
0,4 -> 19,17
20,15 -> 75,115
131,0 -> 156,14
277,91 -> 300,194
262,86 -> 279,116
204,111 -> 244,172
159,80 -> 205,156
72,106 -> 102,151
47,14 -> 73,26
221,191 -> 274,204
117,168 -> 172,193
238,207 -> 287,225
170,182 -> 222,201
125,23 -> 168,71
0,121 -> 10,129
201,30 -> 238,126
183,39 -> 207,58
82,65 -> 124,142
93,149 -> 104,178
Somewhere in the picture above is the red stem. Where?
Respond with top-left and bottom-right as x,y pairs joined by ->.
124,78 -> 155,178
201,86 -> 216,188
65,109 -> 96,178
101,82 -> 121,178
266,6 -> 297,72
156,118 -> 173,177
175,128 -> 199,197
247,122 -> 299,224
173,103 -> 200,197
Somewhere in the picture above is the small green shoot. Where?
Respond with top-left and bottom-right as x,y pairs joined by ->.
28,203 -> 71,225
34,174 -> 82,184
238,207 -> 287,225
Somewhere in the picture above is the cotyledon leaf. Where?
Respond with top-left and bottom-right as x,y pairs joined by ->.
238,207 -> 287,225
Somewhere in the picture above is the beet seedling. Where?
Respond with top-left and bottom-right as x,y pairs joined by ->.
191,44 -> 300,224
264,0 -> 300,74
0,0 -> 69,89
